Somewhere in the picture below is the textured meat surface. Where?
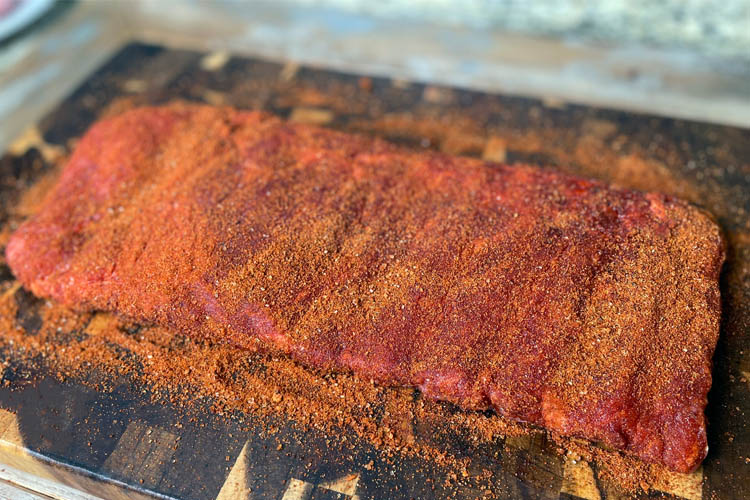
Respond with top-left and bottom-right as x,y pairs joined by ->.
6,105 -> 724,472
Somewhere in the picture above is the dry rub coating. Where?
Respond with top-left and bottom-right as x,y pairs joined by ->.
6,105 -> 724,472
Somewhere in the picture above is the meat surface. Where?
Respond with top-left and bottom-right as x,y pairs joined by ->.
6,105 -> 724,472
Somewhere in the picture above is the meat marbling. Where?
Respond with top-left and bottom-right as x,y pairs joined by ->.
6,105 -> 724,472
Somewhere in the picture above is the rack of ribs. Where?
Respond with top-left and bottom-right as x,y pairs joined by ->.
5,105 -> 724,472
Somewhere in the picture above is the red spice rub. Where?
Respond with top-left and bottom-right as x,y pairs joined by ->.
5,105 -> 724,472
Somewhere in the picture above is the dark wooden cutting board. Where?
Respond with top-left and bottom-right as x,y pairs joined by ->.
0,42 -> 748,500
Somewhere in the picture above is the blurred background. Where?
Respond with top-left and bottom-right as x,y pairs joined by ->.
1,0 -> 749,151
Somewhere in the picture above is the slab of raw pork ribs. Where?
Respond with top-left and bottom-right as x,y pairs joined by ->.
6,105 -> 724,472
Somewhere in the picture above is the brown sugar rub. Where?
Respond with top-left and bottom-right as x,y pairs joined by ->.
5,105 -> 724,473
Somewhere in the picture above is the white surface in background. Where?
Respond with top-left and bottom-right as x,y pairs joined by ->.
0,0 -> 53,42
289,0 -> 750,60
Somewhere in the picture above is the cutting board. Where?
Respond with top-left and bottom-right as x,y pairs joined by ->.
0,42 -> 748,500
